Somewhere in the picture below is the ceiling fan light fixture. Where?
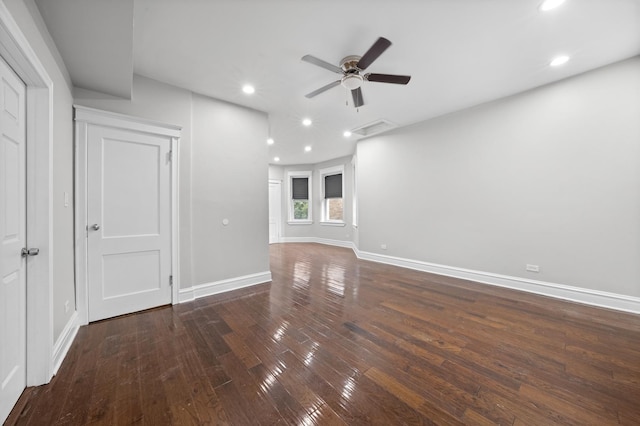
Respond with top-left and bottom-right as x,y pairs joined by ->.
341,74 -> 363,90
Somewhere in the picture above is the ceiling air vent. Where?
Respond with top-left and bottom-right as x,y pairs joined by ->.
351,119 -> 397,138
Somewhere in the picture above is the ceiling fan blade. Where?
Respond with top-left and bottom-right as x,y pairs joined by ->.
305,80 -> 341,98
301,55 -> 343,73
357,37 -> 392,70
365,73 -> 411,84
351,87 -> 364,108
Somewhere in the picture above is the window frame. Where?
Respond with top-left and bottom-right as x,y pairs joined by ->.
287,170 -> 313,224
319,165 -> 345,226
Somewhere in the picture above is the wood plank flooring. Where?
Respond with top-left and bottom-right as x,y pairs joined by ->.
6,242 -> 640,425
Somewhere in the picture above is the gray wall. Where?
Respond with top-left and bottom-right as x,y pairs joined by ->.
76,77 -> 270,287
268,165 -> 284,181
357,57 -> 640,298
191,93 -> 270,283
4,0 -> 76,341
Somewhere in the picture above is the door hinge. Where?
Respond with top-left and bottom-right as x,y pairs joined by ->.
169,275 -> 173,286
166,150 -> 172,163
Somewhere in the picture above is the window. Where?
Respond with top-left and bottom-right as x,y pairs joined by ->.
292,178 -> 309,219
320,165 -> 345,225
288,171 -> 312,224
324,174 -> 343,221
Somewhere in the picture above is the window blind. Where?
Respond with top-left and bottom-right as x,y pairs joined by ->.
292,177 -> 309,199
324,173 -> 342,199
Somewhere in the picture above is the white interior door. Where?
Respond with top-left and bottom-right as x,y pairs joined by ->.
0,56 -> 26,423
268,181 -> 281,244
87,126 -> 172,322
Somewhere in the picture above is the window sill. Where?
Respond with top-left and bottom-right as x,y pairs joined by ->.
288,220 -> 313,225
320,221 -> 345,227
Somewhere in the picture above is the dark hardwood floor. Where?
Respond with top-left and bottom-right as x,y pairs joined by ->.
6,243 -> 640,425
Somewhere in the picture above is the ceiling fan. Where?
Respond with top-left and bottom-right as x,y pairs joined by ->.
302,37 -> 411,108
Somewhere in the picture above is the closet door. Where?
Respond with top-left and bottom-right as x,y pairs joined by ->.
0,54 -> 26,424
86,125 -> 172,322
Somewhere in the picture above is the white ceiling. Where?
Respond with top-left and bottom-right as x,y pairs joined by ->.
35,0 -> 134,99
36,0 -> 640,165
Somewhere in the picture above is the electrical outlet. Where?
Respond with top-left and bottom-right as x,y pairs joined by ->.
381,244 -> 387,250
526,264 -> 540,273
64,300 -> 70,313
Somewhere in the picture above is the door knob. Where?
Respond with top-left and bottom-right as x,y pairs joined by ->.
90,224 -> 100,231
21,248 -> 39,257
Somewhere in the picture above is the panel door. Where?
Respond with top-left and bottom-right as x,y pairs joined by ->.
268,181 -> 281,244
87,126 -> 171,322
0,56 -> 26,423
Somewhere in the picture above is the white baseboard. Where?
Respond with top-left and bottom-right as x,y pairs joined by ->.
280,236 -> 356,250
51,311 -> 80,376
355,249 -> 640,315
179,271 -> 272,303
279,240 -> 640,314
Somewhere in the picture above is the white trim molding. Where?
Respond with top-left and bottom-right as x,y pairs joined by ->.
355,249 -> 640,315
351,155 -> 358,228
51,311 -> 80,376
268,179 -> 282,244
170,137 -> 180,304
74,105 -> 182,325
178,271 -> 272,303
279,237 -> 356,250
278,239 -> 640,314
74,105 -> 181,137
0,2 -> 55,386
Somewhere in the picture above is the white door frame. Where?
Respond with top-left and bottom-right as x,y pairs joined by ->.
0,5 -> 54,386
268,179 -> 282,244
74,106 -> 181,326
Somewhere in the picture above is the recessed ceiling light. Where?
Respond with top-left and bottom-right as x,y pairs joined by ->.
540,0 -> 565,11
242,84 -> 255,95
273,156 -> 280,162
343,131 -> 352,138
302,118 -> 312,126
304,146 -> 312,152
267,138 -> 274,145
550,55 -> 570,67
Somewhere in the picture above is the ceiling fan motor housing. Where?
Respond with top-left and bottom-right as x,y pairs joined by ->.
340,55 -> 362,73
340,55 -> 363,89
